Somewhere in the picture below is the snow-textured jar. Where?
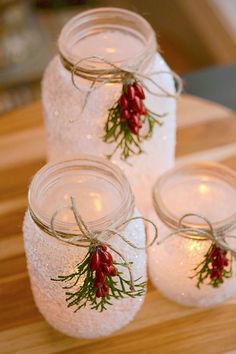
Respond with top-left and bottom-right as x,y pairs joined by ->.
23,156 -> 146,338
149,162 -> 236,307
42,7 -> 177,216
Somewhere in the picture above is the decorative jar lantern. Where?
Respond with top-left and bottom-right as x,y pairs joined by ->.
42,7 -> 181,215
149,162 -> 236,307
23,156 -> 155,338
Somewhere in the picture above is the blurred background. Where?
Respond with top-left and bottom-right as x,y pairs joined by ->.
0,0 -> 236,115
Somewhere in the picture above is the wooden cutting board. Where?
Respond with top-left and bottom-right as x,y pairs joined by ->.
1,95 -> 236,354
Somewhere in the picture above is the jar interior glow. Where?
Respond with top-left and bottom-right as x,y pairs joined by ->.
154,162 -> 236,229
29,157 -> 134,232
58,7 -> 156,67
149,162 -> 236,307
23,156 -> 146,338
42,7 -> 176,218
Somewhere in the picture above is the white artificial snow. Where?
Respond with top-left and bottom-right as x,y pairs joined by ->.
42,52 -> 176,217
23,209 -> 146,338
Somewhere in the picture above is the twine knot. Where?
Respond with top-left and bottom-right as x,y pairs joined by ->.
49,197 -> 158,291
158,213 -> 236,256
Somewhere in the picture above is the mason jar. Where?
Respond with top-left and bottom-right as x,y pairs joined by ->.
23,156 -> 146,338
42,7 -> 177,216
148,162 -> 236,307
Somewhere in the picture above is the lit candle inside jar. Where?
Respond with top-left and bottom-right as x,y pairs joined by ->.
23,157 -> 146,338
149,162 -> 236,307
42,8 -> 177,216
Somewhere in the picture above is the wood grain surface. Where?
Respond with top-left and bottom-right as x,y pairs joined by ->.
1,95 -> 236,354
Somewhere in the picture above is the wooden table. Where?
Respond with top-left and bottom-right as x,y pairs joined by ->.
1,95 -> 236,354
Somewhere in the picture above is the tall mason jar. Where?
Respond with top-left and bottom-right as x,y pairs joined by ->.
148,162 -> 236,307
42,7 -> 177,215
23,156 -> 146,338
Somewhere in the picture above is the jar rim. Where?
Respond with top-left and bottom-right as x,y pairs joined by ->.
58,7 -> 156,74
153,161 -> 236,240
28,156 -> 134,236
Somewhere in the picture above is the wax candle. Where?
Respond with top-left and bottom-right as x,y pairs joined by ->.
42,7 -> 177,216
23,157 -> 146,338
149,162 -> 236,307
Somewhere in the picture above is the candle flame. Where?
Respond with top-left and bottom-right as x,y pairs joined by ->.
199,183 -> 209,195
187,240 -> 203,252
90,192 -> 102,212
106,47 -> 116,53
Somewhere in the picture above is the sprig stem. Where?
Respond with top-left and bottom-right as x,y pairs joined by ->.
52,247 -> 146,312
104,102 -> 163,160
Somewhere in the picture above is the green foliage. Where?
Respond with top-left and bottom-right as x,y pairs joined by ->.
191,243 -> 232,288
103,102 -> 164,161
52,248 -> 146,312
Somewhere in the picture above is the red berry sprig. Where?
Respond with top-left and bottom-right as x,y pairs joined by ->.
52,244 -> 146,312
90,245 -> 117,298
104,80 -> 165,160
120,82 -> 146,136
191,243 -> 232,288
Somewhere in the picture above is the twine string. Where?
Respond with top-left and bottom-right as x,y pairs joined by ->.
157,213 -> 236,256
70,55 -> 183,98
48,196 -> 158,291
69,55 -> 183,122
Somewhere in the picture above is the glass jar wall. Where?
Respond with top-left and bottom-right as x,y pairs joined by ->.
23,156 -> 146,338
42,7 -> 177,216
148,162 -> 236,307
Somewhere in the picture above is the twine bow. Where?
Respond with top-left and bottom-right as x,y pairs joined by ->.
60,54 -> 183,117
69,55 -> 183,97
158,213 -> 236,255
68,55 -> 182,114
49,197 -> 158,291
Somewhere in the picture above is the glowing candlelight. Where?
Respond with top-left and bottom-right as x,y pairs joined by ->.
42,8 -> 177,216
149,162 -> 236,307
23,158 -> 146,338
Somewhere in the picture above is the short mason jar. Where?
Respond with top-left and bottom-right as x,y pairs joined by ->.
42,7 -> 177,215
148,162 -> 236,307
23,156 -> 146,338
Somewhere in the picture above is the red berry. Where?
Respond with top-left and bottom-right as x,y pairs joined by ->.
120,109 -> 130,121
126,84 -> 135,100
90,250 -> 101,271
100,251 -> 113,265
133,82 -> 145,99
120,94 -> 129,109
109,265 -> 117,276
210,246 -> 220,259
210,250 -> 218,259
96,288 -> 103,298
101,290 -> 108,298
141,104 -> 148,116
102,284 -> 109,293
217,253 -> 226,264
212,260 -> 224,270
224,258 -> 229,267
101,263 -> 110,275
94,278 -> 103,288
129,124 -> 140,135
128,113 -> 141,135
96,269 -> 106,284
99,244 -> 107,252
129,113 -> 142,129
130,96 -> 143,113
210,269 -> 222,280
130,113 -> 140,125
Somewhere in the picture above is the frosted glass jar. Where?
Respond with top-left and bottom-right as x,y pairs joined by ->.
148,162 -> 236,307
42,7 -> 177,215
23,156 -> 146,338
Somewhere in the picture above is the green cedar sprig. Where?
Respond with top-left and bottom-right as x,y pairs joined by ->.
52,248 -> 146,312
